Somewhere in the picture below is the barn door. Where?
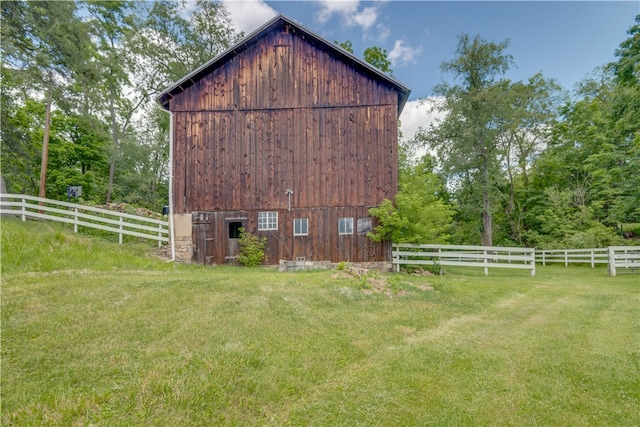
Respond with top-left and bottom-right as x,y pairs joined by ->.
192,212 -> 215,265
226,219 -> 246,263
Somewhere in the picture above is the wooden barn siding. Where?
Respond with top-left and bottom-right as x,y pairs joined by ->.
192,207 -> 390,265
169,23 -> 400,263
173,106 -> 397,213
170,25 -> 399,214
170,27 -> 398,112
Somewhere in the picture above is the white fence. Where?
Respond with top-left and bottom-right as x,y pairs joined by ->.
0,193 -> 169,246
608,247 -> 640,276
536,248 -> 609,268
392,244 -> 536,276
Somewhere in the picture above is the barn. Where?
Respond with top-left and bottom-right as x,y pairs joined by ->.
156,14 -> 411,266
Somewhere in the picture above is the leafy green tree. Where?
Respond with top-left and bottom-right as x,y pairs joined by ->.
334,40 -> 393,74
113,108 -> 169,210
369,154 -> 453,244
417,34 -> 514,247
128,0 -> 242,94
524,187 -> 622,249
0,97 -> 45,194
498,74 -> 563,244
83,0 -> 137,203
363,46 -> 393,75
532,17 -> 639,233
1,0 -> 95,199
335,40 -> 354,54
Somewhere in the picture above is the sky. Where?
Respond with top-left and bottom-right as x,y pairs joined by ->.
218,0 -> 638,141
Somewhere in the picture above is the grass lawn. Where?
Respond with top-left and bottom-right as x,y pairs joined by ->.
2,218 -> 639,426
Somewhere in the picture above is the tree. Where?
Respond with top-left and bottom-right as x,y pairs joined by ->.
498,74 -> 562,244
364,46 -> 393,75
1,1 -> 95,200
417,34 -> 513,246
333,40 -> 393,74
82,1 -> 137,203
335,40 -> 354,54
525,16 -> 639,245
368,153 -> 453,244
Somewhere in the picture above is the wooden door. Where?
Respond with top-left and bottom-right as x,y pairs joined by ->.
226,220 -> 245,263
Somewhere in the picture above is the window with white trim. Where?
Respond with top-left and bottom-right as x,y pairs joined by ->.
258,211 -> 278,230
293,218 -> 308,236
338,217 -> 354,235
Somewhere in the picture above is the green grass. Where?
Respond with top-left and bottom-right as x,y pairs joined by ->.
2,218 -> 639,426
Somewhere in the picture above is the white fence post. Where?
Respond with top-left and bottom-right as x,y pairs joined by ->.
564,250 -> 568,267
590,249 -> 595,268
608,247 -> 616,277
483,250 -> 488,276
74,207 -> 78,233
531,250 -> 536,277
158,223 -> 162,248
119,216 -> 124,245
21,196 -> 26,222
542,250 -> 546,266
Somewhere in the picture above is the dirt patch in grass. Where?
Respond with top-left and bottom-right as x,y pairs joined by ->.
332,267 -> 434,297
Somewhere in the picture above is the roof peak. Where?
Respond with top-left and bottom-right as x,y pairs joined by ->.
156,13 -> 411,112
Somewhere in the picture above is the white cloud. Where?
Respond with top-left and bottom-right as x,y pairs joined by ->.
399,98 -> 446,158
314,0 -> 380,31
353,6 -> 378,29
375,23 -> 390,43
222,0 -> 278,34
315,0 -> 359,24
389,40 -> 422,67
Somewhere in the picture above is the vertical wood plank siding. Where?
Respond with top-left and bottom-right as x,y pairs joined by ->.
170,23 -> 399,264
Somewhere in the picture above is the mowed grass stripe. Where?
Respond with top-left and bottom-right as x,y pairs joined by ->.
2,219 -> 639,426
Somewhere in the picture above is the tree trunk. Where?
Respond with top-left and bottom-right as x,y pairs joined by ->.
105,83 -> 118,204
39,72 -> 53,204
481,150 -> 492,247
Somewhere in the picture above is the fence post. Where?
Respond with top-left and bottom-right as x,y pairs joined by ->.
564,250 -> 568,267
483,250 -> 489,276
119,216 -> 123,245
530,249 -> 536,277
158,223 -> 163,248
608,247 -> 616,277
21,196 -> 26,221
74,207 -> 78,233
590,249 -> 595,268
542,250 -> 546,266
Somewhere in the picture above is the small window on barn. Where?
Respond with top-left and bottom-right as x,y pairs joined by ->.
338,217 -> 354,235
293,218 -> 308,236
357,218 -> 372,235
229,221 -> 242,239
258,211 -> 278,230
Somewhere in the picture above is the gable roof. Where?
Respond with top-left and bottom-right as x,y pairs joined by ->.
156,14 -> 411,113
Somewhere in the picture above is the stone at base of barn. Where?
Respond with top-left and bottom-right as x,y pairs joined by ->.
278,260 -> 392,272
174,235 -> 193,262
172,213 -> 193,263
279,260 -> 332,272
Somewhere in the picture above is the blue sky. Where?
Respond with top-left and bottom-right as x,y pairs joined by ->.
221,0 -> 638,140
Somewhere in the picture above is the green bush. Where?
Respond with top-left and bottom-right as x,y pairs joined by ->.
237,228 -> 267,267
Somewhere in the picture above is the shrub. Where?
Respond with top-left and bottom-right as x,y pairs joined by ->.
336,261 -> 349,271
237,228 -> 267,267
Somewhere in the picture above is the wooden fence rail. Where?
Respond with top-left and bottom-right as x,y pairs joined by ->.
535,248 -> 609,268
392,243 -> 536,276
0,193 -> 169,246
608,246 -> 640,276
